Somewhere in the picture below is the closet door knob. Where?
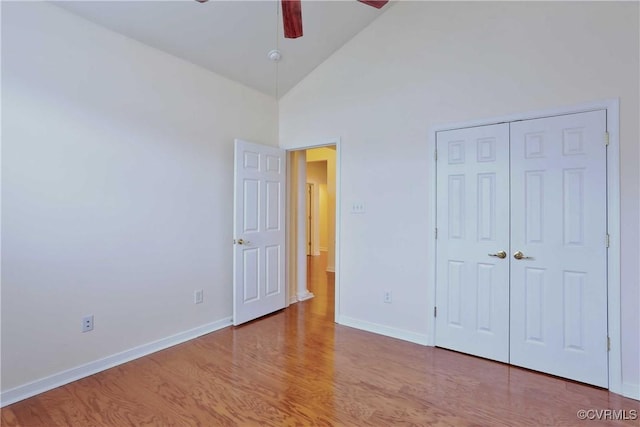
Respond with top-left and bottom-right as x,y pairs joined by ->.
513,251 -> 533,260
488,251 -> 507,259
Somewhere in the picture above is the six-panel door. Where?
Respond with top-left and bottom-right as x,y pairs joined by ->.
509,110 -> 608,387
435,110 -> 608,387
435,123 -> 511,363
233,139 -> 286,326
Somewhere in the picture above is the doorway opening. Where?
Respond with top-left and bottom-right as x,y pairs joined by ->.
287,145 -> 338,320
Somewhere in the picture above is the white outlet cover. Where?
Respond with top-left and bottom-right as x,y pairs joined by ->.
384,291 -> 392,303
82,315 -> 94,332
194,290 -> 204,304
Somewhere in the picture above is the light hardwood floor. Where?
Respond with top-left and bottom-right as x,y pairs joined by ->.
2,253 -> 638,426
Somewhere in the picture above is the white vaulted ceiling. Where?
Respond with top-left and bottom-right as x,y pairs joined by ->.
53,1 -> 392,98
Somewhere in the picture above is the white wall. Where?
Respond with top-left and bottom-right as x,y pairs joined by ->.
279,2 -> 640,396
1,2 -> 277,395
307,160 -> 327,254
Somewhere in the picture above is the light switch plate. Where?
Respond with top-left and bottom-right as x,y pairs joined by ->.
351,202 -> 366,214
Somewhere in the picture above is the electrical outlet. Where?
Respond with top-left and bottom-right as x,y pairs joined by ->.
194,289 -> 204,304
82,315 -> 94,332
384,291 -> 392,304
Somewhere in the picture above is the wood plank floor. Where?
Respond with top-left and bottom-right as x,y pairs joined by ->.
2,253 -> 638,426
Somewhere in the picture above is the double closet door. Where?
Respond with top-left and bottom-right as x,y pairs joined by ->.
435,110 -> 608,387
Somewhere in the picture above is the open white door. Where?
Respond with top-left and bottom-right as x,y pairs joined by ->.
233,139 -> 286,325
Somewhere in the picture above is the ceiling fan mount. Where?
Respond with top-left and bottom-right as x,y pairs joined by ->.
196,0 -> 389,39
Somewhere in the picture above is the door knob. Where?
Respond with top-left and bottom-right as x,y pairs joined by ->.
513,251 -> 533,260
234,239 -> 250,245
488,251 -> 507,259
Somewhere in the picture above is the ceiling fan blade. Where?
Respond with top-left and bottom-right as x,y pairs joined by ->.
282,0 -> 303,39
357,0 -> 389,9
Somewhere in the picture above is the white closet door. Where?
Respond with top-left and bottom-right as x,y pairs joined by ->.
509,110 -> 608,387
435,124 -> 510,363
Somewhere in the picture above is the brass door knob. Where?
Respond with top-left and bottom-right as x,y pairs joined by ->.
513,251 -> 533,260
488,251 -> 507,259
234,239 -> 251,245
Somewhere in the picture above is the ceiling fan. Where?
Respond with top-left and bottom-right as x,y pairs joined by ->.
195,0 -> 389,39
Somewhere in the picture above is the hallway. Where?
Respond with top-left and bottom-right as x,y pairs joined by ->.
304,251 -> 335,320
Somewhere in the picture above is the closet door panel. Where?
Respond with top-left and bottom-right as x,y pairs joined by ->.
435,124 -> 510,363
509,110 -> 608,387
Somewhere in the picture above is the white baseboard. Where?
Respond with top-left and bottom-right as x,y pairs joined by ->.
297,291 -> 314,302
336,315 -> 429,346
289,295 -> 299,304
622,382 -> 640,401
0,317 -> 232,407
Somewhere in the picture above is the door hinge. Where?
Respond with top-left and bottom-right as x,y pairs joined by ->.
434,306 -> 437,318
605,233 -> 610,248
607,336 -> 611,352
434,149 -> 438,161
435,228 -> 438,239
604,132 -> 610,146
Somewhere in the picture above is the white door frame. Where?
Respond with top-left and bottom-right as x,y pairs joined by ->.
306,182 -> 313,256
286,138 -> 341,318
306,182 -> 322,256
427,99 -> 621,394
